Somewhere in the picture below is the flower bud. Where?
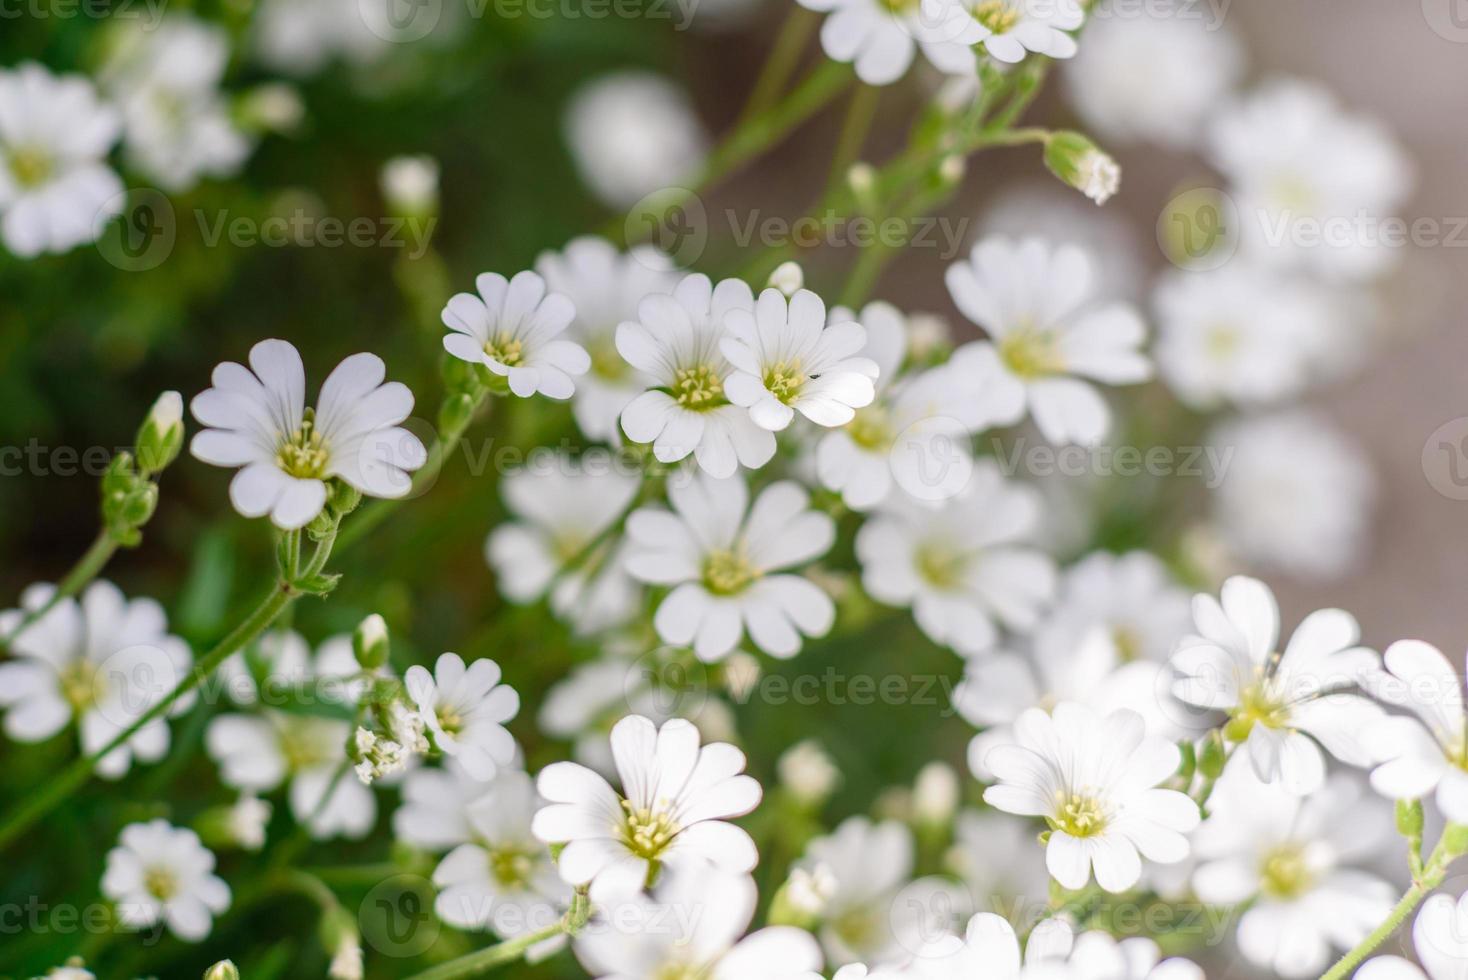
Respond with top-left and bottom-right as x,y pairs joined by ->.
354,614 -> 391,670
847,162 -> 877,210
1043,131 -> 1120,205
381,155 -> 440,217
1198,730 -> 1227,779
938,155 -> 966,186
768,864 -> 836,927
136,391 -> 185,476
204,961 -> 240,980
1444,823 -> 1468,857
239,83 -> 305,134
120,484 -> 159,527
1396,799 -> 1424,839
777,740 -> 840,808
913,762 -> 959,826
767,261 -> 804,298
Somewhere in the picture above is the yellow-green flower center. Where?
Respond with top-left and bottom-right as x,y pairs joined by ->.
589,335 -> 627,381
879,0 -> 919,14
673,363 -> 725,410
488,846 -> 535,889
484,332 -> 525,368
915,542 -> 966,590
144,866 -> 179,901
276,413 -> 329,480
974,0 -> 1020,33
764,360 -> 807,405
1053,792 -> 1109,838
1224,673 -> 1292,742
703,548 -> 756,596
831,905 -> 880,949
1205,324 -> 1240,361
8,146 -> 53,189
1112,625 -> 1141,663
998,328 -> 1064,380
278,718 -> 337,772
59,658 -> 99,714
621,799 -> 680,860
1260,845 -> 1313,900
848,405 -> 894,451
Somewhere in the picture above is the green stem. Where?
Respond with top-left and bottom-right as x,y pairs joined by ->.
0,530 -> 118,654
1320,837 -> 1456,980
404,891 -> 590,980
0,577 -> 300,852
737,6 -> 818,125
825,83 -> 880,192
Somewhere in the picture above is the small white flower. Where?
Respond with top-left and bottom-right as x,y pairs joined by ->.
616,274 -> 776,478
227,793 -> 272,852
1209,410 -> 1374,581
405,653 -> 520,781
946,810 -> 1049,923
1171,574 -> 1385,795
1361,640 -> 1468,824
624,472 -> 836,661
944,237 -> 1151,446
531,714 -> 762,901
1045,550 -> 1194,665
796,0 -> 982,86
722,287 -> 880,432
251,0 -> 391,76
948,0 -> 1085,64
983,703 -> 1199,893
795,817 -> 913,965
1356,893 -> 1468,980
0,63 -> 122,257
563,72 -> 708,210
101,820 -> 231,942
768,261 -> 804,297
536,236 -> 680,441
99,17 -> 251,192
1192,762 -> 1394,978
380,154 -> 439,214
190,339 -> 426,530
0,581 -> 192,778
392,760 -> 496,851
433,769 -> 571,954
777,740 -> 841,807
575,867 -> 822,980
855,460 -> 1056,657
486,457 -> 642,635
442,269 -> 591,400
889,912 -> 1072,979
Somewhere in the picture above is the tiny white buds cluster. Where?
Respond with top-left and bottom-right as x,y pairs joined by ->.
767,261 -> 804,297
353,727 -> 408,785
381,154 -> 440,216
1044,130 -> 1121,205
385,700 -> 429,755
778,739 -> 840,807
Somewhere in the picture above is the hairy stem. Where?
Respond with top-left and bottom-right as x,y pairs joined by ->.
1320,836 -> 1456,980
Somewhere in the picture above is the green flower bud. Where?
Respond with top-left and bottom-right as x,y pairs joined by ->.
204,960 -> 240,980
120,484 -> 158,527
1396,799 -> 1424,839
329,480 -> 362,517
438,391 -> 476,436
136,391 -> 185,476
353,613 -> 390,670
1198,730 -> 1227,779
1043,131 -> 1120,205
1443,823 -> 1468,857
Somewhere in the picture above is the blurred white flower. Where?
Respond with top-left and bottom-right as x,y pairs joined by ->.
0,63 -> 122,258
616,274 -> 776,477
982,182 -> 1146,303
1356,893 -> 1468,980
536,236 -> 680,442
946,810 -> 1049,923
101,820 -> 230,942
380,154 -> 440,214
778,740 -> 842,807
190,339 -> 426,529
722,287 -> 879,432
532,715 -> 762,901
797,0 -> 983,86
855,460 -> 1055,657
795,817 -> 913,965
252,0 -> 389,76
1209,411 -> 1375,581
486,458 -> 642,635
1064,7 -> 1243,149
983,703 -> 1199,893
1362,640 -> 1468,824
1170,575 -> 1384,795
100,17 -> 250,192
442,270 -> 591,400
564,72 -> 708,209
392,760 -> 494,851
624,472 -> 836,661
1044,550 -> 1193,665
0,581 -> 192,779
227,793 -> 272,852
575,867 -> 822,979
1192,762 -> 1394,978
405,653 -> 520,781
944,237 -> 1151,446
1208,77 -> 1412,281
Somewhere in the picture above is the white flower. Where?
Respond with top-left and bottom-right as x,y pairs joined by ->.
575,867 -> 822,980
796,0 -> 984,86
441,270 -> 591,400
1361,640 -> 1468,824
99,17 -> 251,192
722,287 -> 879,432
616,274 -> 776,477
1170,575 -> 1385,795
190,339 -> 426,529
1047,550 -> 1193,665
948,0 -> 1085,64
536,236 -> 680,442
486,457 -> 642,635
1153,264 -> 1336,410
944,237 -> 1151,446
251,0 -> 389,75
624,472 -> 836,661
855,460 -> 1055,657
0,63 -> 122,257
433,769 -> 571,954
392,760 -> 495,851
227,793 -> 272,852
101,820 -> 231,942
1062,7 -> 1243,150
0,581 -> 192,778
531,714 -> 762,901
1047,928 -> 1203,980
983,703 -> 1199,893
1209,411 -> 1374,581
405,653 -> 520,781
1208,77 -> 1412,280
814,302 -> 1008,511
884,912 -> 1071,979
795,817 -> 913,965
563,72 -> 708,210
778,740 -> 842,807
1356,893 -> 1468,980
946,810 -> 1049,923
380,154 -> 439,214
1191,762 -> 1394,978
